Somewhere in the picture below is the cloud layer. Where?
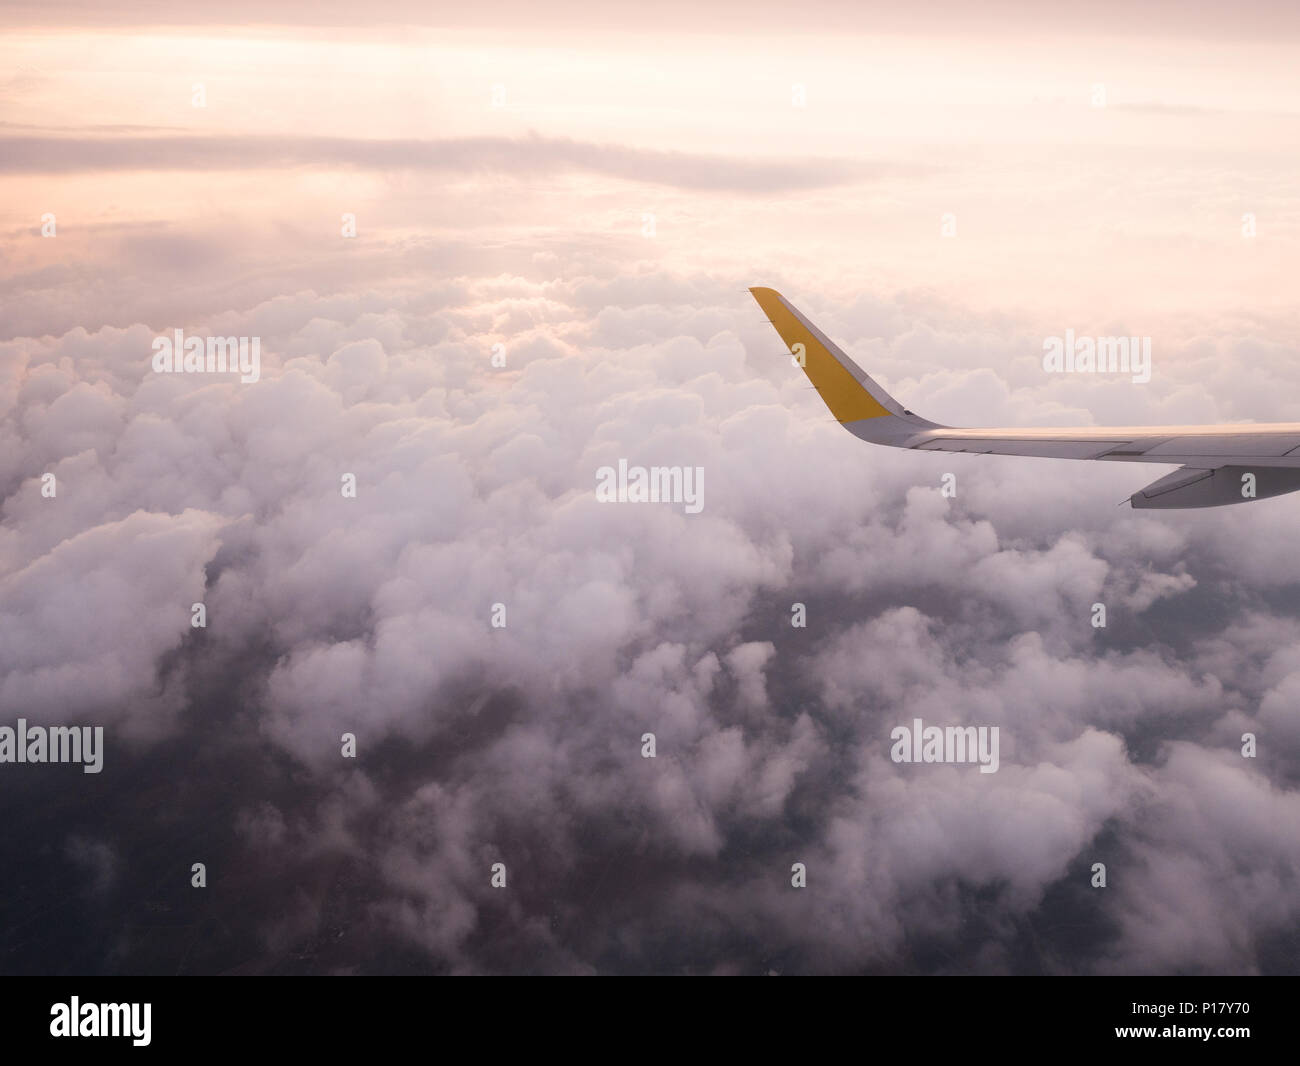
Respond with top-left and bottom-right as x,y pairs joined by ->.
3,266 -> 1299,975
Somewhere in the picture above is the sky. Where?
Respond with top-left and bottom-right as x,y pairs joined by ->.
1,2 -> 1299,974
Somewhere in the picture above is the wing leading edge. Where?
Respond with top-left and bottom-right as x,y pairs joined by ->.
749,286 -> 1300,508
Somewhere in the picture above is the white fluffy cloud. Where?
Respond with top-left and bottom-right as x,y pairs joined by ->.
3,262 -> 1299,974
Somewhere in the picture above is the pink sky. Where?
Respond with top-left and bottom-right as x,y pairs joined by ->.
4,8 -> 1299,331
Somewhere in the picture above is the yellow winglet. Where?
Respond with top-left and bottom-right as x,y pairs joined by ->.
749,286 -> 892,422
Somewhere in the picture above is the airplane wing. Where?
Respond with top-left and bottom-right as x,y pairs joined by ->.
749,286 -> 1300,508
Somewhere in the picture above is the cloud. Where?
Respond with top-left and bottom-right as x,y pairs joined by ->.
0,508 -> 224,737
3,266 -> 1299,975
0,133 -> 875,191
5,0 -> 1300,41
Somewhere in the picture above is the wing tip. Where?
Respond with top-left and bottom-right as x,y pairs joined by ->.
748,286 -> 783,315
